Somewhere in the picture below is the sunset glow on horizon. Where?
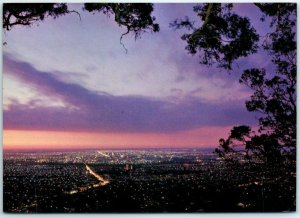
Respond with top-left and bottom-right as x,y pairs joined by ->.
3,126 -> 233,150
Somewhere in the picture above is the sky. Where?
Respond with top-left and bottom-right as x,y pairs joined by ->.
2,3 -> 270,150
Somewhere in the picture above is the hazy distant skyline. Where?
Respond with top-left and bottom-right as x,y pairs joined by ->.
3,3 -> 271,150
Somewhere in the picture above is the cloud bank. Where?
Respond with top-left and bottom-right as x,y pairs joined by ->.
3,54 -> 256,133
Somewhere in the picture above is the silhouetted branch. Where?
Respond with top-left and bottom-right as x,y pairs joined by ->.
68,10 -> 81,21
120,28 -> 130,54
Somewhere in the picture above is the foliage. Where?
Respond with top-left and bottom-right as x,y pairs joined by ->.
173,3 -> 296,164
3,3 -> 159,38
84,3 -> 159,39
171,3 -> 260,70
3,3 -> 71,30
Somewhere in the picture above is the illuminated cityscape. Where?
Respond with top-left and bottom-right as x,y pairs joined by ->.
3,148 -> 296,212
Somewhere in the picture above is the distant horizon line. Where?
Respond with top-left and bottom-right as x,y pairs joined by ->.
3,146 -> 216,153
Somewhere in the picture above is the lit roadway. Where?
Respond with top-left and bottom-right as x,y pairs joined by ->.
66,163 -> 110,195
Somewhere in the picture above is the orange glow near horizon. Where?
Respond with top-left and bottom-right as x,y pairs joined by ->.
3,127 -> 232,151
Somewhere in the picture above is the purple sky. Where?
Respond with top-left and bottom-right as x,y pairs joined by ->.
3,3 -> 270,140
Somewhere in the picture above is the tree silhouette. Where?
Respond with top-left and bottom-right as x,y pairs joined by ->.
3,3 -> 70,30
170,3 -> 260,70
3,3 -> 159,37
172,3 -> 296,164
84,3 -> 159,39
